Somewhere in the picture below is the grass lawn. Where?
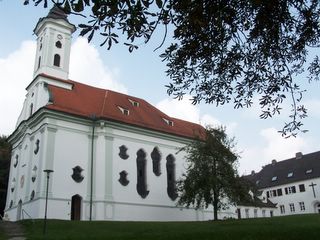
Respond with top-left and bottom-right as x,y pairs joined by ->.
21,214 -> 320,240
0,227 -> 7,240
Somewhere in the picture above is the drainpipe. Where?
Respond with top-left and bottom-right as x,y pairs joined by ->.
89,114 -> 96,221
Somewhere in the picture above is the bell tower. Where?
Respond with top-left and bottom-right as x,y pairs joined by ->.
33,6 -> 76,80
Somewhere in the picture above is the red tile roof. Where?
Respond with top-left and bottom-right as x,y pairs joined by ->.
44,75 -> 206,140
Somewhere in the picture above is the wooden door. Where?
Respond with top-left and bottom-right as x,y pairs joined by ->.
71,195 -> 81,220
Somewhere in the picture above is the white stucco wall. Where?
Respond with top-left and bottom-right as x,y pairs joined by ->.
261,178 -> 320,216
5,113 -> 214,221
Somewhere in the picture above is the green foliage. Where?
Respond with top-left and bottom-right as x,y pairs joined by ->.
0,135 -> 11,216
23,1 -> 320,136
177,126 -> 247,220
20,215 -> 320,240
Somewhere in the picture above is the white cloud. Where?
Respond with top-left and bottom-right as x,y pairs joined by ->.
260,127 -> 308,161
238,127 -> 315,175
69,37 -> 127,93
0,41 -> 36,135
156,97 -> 237,135
0,38 -> 126,136
156,97 -> 200,123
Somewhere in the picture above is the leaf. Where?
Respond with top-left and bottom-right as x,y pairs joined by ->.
156,0 -> 163,8
80,28 -> 91,36
107,38 -> 112,50
83,0 -> 90,6
88,30 -> 95,42
64,0 -> 71,14
73,0 -> 84,12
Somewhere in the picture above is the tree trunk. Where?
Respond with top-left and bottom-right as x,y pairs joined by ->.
213,193 -> 218,221
212,157 -> 218,221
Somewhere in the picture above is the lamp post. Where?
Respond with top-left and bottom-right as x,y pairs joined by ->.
43,169 -> 54,235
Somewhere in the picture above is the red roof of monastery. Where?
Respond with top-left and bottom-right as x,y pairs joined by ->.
44,75 -> 206,140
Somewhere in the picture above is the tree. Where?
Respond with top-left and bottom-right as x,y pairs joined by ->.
23,0 -> 320,136
177,127 -> 248,221
0,135 -> 11,216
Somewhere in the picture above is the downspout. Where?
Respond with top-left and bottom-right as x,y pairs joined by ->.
89,114 -> 96,221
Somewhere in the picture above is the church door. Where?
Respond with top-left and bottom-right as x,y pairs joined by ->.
71,195 -> 82,220
237,209 -> 241,219
16,200 -> 22,221
317,204 -> 320,213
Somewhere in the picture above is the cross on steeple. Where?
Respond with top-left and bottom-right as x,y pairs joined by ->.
309,182 -> 317,198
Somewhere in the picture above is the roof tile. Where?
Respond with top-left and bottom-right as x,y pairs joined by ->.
45,77 -> 206,140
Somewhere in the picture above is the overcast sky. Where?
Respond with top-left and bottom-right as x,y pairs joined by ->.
1,1 -> 320,174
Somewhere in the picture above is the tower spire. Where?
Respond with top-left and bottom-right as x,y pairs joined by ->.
33,5 -> 76,80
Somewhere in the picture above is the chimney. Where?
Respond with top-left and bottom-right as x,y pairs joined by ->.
271,159 -> 277,165
296,152 -> 303,159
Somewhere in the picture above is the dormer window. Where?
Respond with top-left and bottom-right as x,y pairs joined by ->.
118,106 -> 129,116
271,176 -> 277,181
287,172 -> 293,178
163,118 -> 174,126
306,169 -> 313,174
128,99 -> 139,107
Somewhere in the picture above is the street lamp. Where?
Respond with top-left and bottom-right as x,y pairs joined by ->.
43,169 -> 54,235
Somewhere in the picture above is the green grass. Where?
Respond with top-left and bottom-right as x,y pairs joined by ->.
0,227 -> 7,240
21,214 -> 320,240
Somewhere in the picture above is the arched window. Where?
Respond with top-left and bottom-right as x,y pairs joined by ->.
29,103 -> 33,117
55,41 -> 62,48
53,54 -> 60,67
136,149 -> 149,198
151,147 -> 161,176
38,56 -> 41,69
166,154 -> 178,201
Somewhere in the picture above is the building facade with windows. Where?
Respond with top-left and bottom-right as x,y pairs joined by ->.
246,151 -> 320,216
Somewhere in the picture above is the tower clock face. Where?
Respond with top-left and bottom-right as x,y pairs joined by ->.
57,34 -> 63,40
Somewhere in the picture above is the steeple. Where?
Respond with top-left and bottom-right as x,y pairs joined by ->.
33,5 -> 76,80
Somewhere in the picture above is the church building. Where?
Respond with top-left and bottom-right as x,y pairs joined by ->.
4,6 -> 211,222
4,7 -> 279,222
